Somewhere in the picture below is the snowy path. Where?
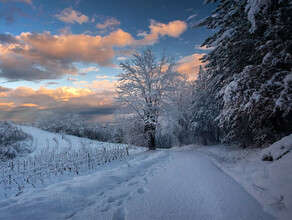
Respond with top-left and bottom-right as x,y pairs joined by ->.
0,148 -> 274,220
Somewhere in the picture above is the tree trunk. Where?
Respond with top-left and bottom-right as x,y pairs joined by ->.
145,124 -> 156,150
148,131 -> 156,150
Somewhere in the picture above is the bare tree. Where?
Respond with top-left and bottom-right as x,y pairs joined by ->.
117,47 -> 181,150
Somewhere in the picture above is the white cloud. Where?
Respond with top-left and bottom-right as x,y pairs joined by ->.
55,8 -> 89,24
67,77 -> 78,81
96,17 -> 120,29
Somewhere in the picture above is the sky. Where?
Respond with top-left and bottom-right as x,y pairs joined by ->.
0,0 -> 216,123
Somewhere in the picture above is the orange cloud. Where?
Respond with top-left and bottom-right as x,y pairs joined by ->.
136,20 -> 187,45
0,20 -> 186,81
19,103 -> 39,107
55,8 -> 89,24
176,53 -> 206,80
0,85 -> 117,122
85,80 -> 117,91
18,29 -> 133,65
38,86 -> 95,101
80,66 -> 100,73
0,102 -> 14,108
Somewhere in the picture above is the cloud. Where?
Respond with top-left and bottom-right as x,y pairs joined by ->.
73,80 -> 87,85
185,8 -> 194,12
0,85 -> 12,92
95,76 -> 109,79
0,0 -> 32,5
19,103 -> 38,107
55,8 -> 89,24
0,102 -> 14,108
0,20 -> 187,81
136,20 -> 187,45
176,53 -> 205,80
96,17 -> 120,30
80,66 -> 100,73
58,26 -> 72,35
43,82 -> 59,87
0,85 -> 117,122
67,77 -> 78,81
85,80 -> 117,91
137,31 -> 147,38
0,33 -> 19,44
116,56 -> 127,61
0,5 -> 27,24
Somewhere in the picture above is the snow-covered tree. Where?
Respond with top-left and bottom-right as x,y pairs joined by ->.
193,0 -> 292,146
117,47 -> 181,150
0,121 -> 32,160
191,65 -> 219,145
163,74 -> 196,145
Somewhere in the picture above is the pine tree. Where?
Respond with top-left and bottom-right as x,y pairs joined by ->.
193,0 -> 292,146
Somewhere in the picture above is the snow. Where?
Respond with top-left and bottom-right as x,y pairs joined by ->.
0,126 -> 146,199
245,0 -> 271,32
262,134 -> 292,161
20,125 -> 130,154
0,145 -> 273,220
197,135 -> 292,219
1,126 -> 290,219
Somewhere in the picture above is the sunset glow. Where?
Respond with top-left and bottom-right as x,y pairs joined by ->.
0,0 -> 215,122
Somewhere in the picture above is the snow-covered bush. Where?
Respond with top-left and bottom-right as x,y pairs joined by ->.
35,113 -> 86,136
35,113 -> 115,142
0,121 -> 33,160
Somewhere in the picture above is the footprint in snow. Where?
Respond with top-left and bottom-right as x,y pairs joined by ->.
64,211 -> 77,219
128,181 -> 139,186
100,204 -> 110,212
107,192 -> 129,204
112,207 -> 126,220
137,188 -> 145,194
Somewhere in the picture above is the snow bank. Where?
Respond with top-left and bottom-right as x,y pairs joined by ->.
262,134 -> 292,161
196,135 -> 292,219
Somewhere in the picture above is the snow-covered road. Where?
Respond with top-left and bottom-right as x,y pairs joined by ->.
0,148 -> 274,220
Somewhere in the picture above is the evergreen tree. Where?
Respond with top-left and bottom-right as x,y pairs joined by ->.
193,0 -> 292,146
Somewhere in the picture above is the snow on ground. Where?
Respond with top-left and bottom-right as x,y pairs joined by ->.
0,147 -> 273,220
0,127 -> 289,219
19,125 -> 139,155
0,126 -> 146,200
196,134 -> 292,220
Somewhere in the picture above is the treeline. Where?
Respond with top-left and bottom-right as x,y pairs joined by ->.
19,0 -> 292,150
116,0 -> 291,149
189,0 -> 292,147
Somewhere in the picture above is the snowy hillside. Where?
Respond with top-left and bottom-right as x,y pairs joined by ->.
0,126 -> 146,199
